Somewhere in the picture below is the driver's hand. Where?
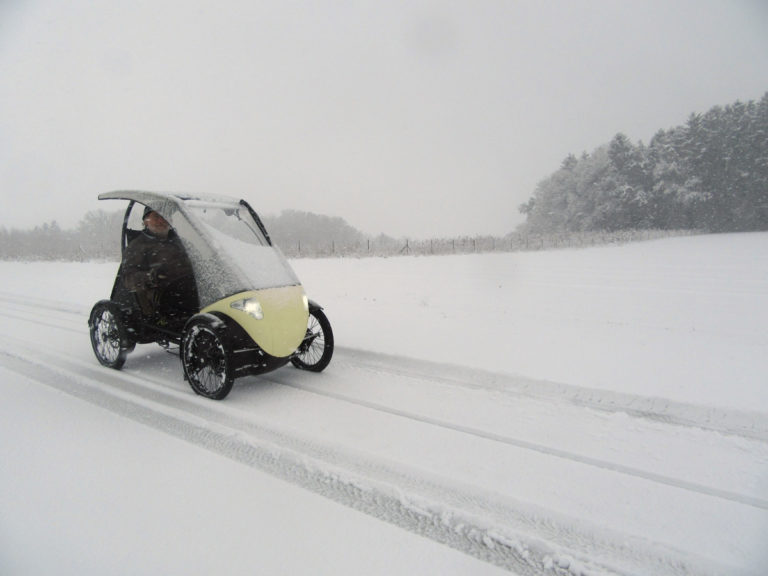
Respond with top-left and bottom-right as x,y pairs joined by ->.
147,269 -> 160,288
148,263 -> 168,287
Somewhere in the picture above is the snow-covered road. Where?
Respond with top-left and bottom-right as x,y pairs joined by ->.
2,233 -> 767,575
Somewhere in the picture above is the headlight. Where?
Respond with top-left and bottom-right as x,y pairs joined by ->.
230,298 -> 263,320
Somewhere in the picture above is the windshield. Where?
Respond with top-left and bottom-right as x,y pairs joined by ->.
172,201 -> 300,306
186,201 -> 271,246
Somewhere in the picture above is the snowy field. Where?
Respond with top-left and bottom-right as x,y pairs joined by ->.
1,232 -> 767,575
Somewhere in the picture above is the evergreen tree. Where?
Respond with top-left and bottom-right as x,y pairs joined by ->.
518,92 -> 768,234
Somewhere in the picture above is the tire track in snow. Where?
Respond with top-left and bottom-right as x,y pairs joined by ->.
3,294 -> 767,512
0,343 -> 670,576
0,293 -> 86,334
4,290 -> 766,443
0,308 -> 83,335
276,378 -> 768,511
0,291 -> 88,316
0,327 -> 749,576
331,348 -> 768,443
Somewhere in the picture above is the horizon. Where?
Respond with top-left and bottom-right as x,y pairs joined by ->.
2,1 -> 767,237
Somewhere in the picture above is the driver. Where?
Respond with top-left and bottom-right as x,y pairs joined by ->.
122,206 -> 197,326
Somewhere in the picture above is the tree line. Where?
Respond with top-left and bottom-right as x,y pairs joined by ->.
0,211 -> 689,261
0,210 -> 125,261
519,92 -> 768,234
4,92 -> 766,260
0,209 -> 369,261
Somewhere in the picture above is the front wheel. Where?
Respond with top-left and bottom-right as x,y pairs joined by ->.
291,307 -> 334,372
181,315 -> 234,400
89,300 -> 134,369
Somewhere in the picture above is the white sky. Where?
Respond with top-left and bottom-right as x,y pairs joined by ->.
1,0 -> 767,238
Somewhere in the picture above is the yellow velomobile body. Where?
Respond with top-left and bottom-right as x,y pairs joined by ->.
202,286 -> 308,358
89,190 -> 332,400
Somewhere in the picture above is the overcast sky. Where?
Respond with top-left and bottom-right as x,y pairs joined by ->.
1,0 -> 767,238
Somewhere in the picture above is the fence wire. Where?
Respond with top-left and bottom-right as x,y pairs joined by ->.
276,229 -> 696,259
1,229 -> 696,262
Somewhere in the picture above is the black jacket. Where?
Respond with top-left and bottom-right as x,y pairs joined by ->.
122,229 -> 197,319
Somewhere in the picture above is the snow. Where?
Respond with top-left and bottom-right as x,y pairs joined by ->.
1,370 -> 490,576
293,232 -> 768,412
1,232 -> 767,575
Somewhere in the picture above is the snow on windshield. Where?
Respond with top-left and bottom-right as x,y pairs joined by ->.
185,205 -> 300,299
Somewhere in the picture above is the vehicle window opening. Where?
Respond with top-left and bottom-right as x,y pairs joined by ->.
119,202 -> 199,330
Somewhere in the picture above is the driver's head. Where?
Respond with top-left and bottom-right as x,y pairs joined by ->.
142,207 -> 171,238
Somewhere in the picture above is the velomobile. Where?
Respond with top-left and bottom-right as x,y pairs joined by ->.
88,190 -> 333,399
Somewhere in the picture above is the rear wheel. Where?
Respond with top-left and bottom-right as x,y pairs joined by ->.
181,315 -> 234,400
291,308 -> 334,372
89,300 -> 134,369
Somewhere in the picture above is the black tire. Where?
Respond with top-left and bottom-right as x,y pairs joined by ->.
181,315 -> 234,400
89,300 -> 134,370
291,307 -> 334,372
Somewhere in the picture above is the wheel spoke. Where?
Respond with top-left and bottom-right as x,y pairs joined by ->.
89,302 -> 130,370
291,309 -> 333,372
96,313 -> 117,361
182,321 -> 232,399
